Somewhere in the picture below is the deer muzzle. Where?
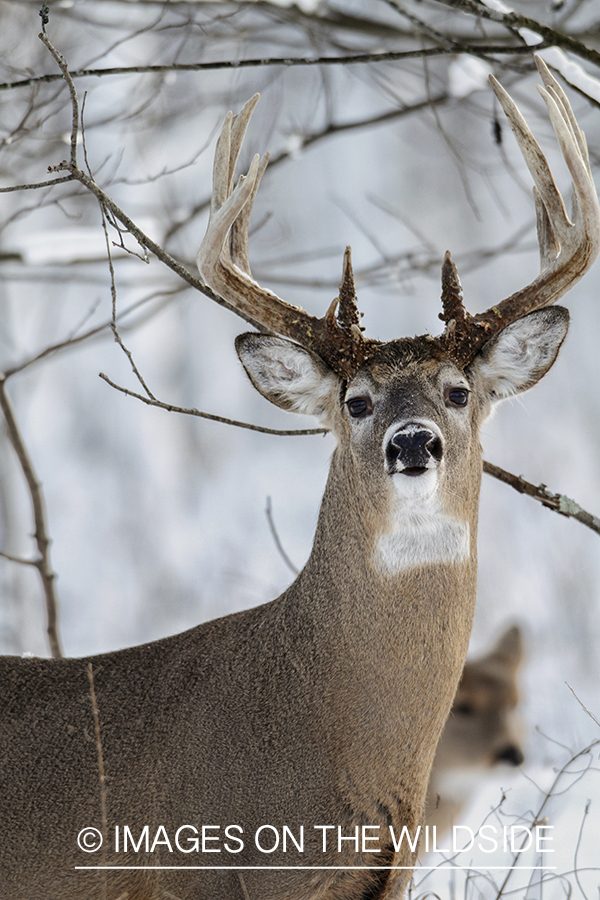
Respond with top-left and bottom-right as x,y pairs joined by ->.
495,743 -> 524,767
386,423 -> 443,476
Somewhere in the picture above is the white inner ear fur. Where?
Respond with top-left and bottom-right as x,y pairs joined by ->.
237,335 -> 339,422
471,308 -> 568,407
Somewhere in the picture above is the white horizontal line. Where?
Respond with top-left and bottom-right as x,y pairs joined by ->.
76,865 -> 557,871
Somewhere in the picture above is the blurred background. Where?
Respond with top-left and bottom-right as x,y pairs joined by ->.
1,0 -> 599,892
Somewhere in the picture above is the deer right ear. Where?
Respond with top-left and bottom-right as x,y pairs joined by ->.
235,333 -> 340,421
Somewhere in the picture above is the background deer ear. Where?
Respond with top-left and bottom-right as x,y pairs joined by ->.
488,625 -> 523,669
235,333 -> 340,420
470,306 -> 569,407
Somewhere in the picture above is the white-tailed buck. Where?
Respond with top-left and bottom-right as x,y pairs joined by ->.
0,58 -> 598,900
426,625 -> 524,838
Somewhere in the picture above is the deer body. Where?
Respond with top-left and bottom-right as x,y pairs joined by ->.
0,334 -> 558,900
1,345 -> 482,900
1,59 -> 598,900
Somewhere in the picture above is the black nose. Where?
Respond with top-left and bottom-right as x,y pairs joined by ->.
386,425 -> 443,474
496,744 -> 524,767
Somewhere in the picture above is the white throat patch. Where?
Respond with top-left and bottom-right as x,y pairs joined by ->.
374,487 -> 470,574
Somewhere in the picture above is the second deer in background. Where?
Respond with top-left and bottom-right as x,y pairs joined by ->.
426,625 -> 524,838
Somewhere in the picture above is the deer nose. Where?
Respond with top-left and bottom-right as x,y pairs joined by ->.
386,424 -> 443,475
496,744 -> 524,767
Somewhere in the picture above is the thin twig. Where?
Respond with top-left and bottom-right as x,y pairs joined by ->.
436,0 -> 600,69
99,203 -> 157,400
573,800 -> 592,900
265,497 -> 299,575
483,460 -> 600,537
0,42 -> 544,94
71,166 -> 268,332
0,549 -> 38,567
0,376 -> 62,658
565,682 -> 600,729
38,31 -> 79,169
87,664 -> 108,898
237,872 -> 251,900
3,290 -> 181,379
0,175 -> 75,193
98,373 -> 327,436
13,30 -> 266,333
493,736 -> 600,899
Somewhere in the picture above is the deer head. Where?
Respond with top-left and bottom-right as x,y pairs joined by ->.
197,57 -> 599,576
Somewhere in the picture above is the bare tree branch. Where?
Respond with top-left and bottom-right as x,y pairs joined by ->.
38,30 -> 79,170
0,175 -> 75,193
493,734 -> 600,899
0,43 -> 544,94
0,377 -> 62,658
98,372 -> 327,437
436,0 -> 600,69
483,460 -> 600,537
0,550 -> 38,568
2,289 -> 180,378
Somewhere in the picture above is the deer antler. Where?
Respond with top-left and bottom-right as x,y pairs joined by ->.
197,95 -> 369,379
443,55 -> 600,366
199,61 -> 599,378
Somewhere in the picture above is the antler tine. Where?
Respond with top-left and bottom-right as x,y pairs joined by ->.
210,94 -> 259,214
227,95 -> 271,276
489,70 -> 572,251
444,56 -> 600,366
230,151 -> 269,278
535,56 -> 590,171
197,97 -> 370,379
533,186 -> 560,271
335,246 -> 362,335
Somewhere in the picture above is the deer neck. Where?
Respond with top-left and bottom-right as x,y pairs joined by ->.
301,443 -> 480,599
289,446 -> 481,815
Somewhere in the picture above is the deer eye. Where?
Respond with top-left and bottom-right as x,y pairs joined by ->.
446,387 -> 470,408
454,701 -> 474,716
346,396 -> 372,419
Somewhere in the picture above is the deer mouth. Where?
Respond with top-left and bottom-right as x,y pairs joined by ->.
401,466 -> 429,477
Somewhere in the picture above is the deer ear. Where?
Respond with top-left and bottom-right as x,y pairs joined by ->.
470,306 -> 569,407
235,333 -> 340,420
489,625 -> 523,669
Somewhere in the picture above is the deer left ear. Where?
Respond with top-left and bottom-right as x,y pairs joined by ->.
469,306 -> 569,406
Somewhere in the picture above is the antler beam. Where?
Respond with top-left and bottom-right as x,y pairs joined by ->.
197,95 -> 369,379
